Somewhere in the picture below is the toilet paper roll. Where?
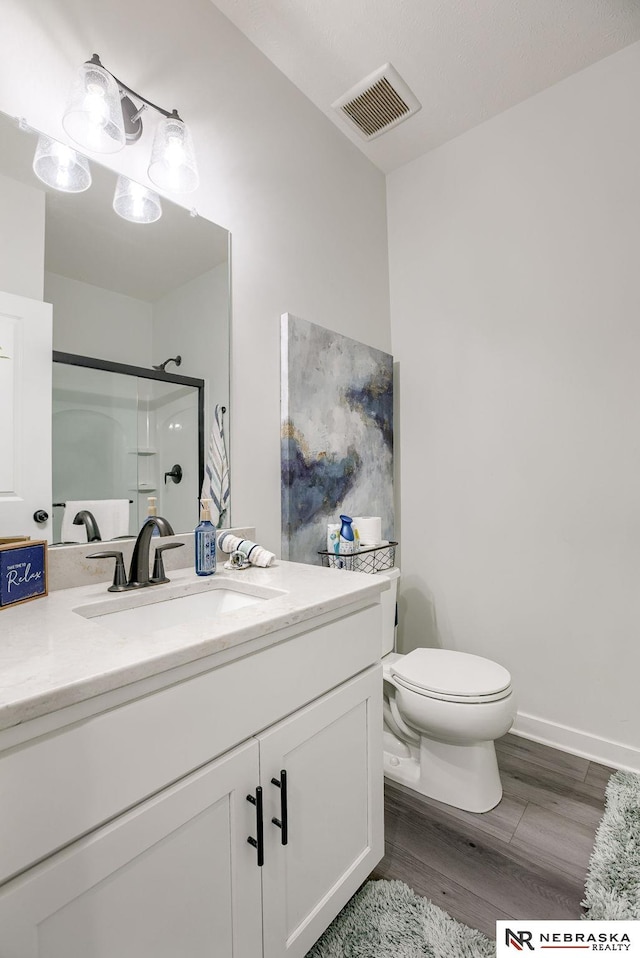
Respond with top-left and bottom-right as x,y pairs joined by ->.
352,516 -> 382,546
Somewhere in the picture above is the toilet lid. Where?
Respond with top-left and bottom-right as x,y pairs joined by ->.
390,649 -> 512,700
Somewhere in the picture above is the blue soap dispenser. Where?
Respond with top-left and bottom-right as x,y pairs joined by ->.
195,498 -> 216,576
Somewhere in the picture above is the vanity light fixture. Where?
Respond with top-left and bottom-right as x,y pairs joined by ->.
113,175 -> 162,224
148,114 -> 199,193
62,56 -> 125,154
32,134 -> 91,193
62,54 -> 199,193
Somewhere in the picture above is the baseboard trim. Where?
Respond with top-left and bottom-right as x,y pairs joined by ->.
511,712 -> 640,773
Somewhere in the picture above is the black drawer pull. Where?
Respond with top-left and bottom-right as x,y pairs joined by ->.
246,786 -> 264,866
271,770 -> 288,846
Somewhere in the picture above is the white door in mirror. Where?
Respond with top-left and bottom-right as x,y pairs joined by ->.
0,291 -> 52,541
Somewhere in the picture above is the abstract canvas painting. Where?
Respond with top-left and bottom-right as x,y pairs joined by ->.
281,313 -> 394,565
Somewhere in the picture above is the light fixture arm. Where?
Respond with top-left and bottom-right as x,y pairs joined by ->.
86,54 -> 182,122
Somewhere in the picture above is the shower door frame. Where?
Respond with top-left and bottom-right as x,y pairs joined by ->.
52,350 -> 205,501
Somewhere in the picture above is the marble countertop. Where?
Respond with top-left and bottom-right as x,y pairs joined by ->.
0,560 -> 387,732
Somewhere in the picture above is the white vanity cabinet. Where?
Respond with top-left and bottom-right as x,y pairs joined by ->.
0,602 -> 383,958
260,666 -> 382,958
0,740 -> 264,958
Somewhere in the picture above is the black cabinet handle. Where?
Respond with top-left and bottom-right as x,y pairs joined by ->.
246,786 -> 264,866
271,770 -> 288,846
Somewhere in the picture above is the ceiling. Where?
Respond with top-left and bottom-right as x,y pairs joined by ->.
211,0 -> 640,173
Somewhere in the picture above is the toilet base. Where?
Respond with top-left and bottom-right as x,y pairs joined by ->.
384,735 -> 503,813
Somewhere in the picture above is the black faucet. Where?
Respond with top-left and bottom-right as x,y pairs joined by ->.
88,515 -> 184,591
127,516 -> 179,588
73,509 -> 102,542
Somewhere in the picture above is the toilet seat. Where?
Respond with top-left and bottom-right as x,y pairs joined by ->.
389,649 -> 512,704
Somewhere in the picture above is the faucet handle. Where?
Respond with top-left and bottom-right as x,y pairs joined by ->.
86,551 -> 128,592
150,541 -> 184,584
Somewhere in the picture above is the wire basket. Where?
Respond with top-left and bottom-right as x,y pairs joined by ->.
318,541 -> 397,574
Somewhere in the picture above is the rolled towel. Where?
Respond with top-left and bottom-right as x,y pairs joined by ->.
217,532 -> 275,568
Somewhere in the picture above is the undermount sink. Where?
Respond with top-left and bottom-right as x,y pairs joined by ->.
73,578 -> 284,639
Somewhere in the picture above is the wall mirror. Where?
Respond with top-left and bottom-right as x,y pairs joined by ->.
0,109 -> 230,544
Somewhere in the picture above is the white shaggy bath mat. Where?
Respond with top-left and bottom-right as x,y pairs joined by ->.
305,878 -> 493,957
583,770 -> 640,920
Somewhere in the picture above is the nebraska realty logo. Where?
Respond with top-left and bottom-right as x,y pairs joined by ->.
497,922 -> 640,955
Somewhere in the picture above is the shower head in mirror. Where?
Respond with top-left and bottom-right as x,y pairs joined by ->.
153,355 -> 182,372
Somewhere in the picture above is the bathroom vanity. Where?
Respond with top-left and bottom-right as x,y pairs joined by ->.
0,562 -> 385,958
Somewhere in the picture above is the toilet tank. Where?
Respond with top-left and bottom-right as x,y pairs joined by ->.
377,567 -> 400,656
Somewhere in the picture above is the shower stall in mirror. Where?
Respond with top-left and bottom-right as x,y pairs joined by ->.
52,352 -> 204,544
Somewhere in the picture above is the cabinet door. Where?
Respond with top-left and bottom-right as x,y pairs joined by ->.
260,665 -> 383,958
0,740 -> 262,958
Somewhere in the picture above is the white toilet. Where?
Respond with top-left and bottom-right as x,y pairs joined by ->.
378,568 -> 516,813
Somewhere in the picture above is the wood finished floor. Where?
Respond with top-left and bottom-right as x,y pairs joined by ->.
371,733 -> 614,939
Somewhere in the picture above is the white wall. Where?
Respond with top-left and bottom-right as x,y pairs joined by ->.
0,171 -> 45,300
153,263 -> 229,448
153,266 -> 228,388
388,42 -> 640,769
0,0 -> 390,554
151,385 -> 201,534
46,272 -> 153,365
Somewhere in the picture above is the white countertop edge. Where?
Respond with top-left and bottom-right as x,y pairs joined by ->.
0,560 -> 388,733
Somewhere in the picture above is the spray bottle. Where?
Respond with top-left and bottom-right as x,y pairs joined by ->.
338,514 -> 357,554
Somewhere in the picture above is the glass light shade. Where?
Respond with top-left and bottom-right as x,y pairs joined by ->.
32,135 -> 91,192
62,60 -> 125,154
113,176 -> 162,224
148,115 -> 199,192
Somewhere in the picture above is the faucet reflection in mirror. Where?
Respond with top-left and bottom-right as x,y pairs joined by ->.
31,52 -> 199,224
72,510 -> 102,543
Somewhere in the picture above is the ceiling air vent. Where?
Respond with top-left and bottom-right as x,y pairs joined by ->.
332,63 -> 421,140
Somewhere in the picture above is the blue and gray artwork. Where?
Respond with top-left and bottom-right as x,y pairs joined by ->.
281,314 -> 394,564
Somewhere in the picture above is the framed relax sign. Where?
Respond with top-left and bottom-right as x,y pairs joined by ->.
0,540 -> 48,609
